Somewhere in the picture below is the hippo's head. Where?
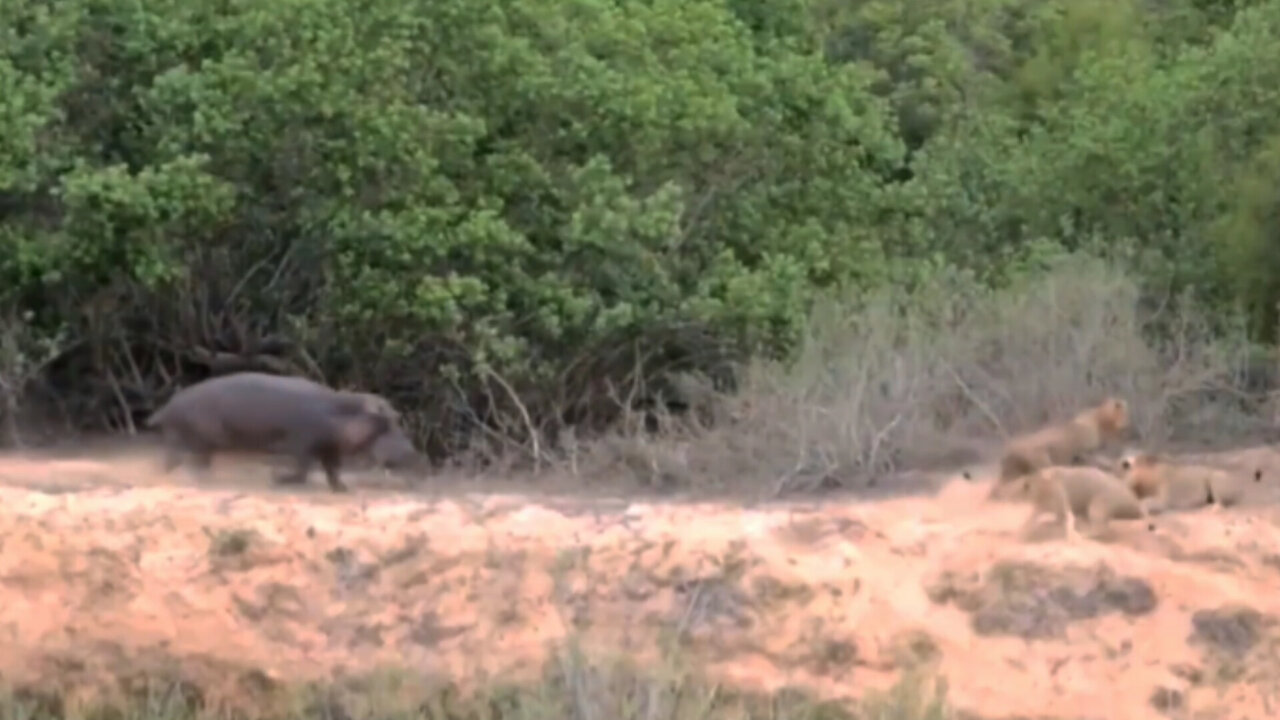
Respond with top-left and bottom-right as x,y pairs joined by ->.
369,425 -> 421,469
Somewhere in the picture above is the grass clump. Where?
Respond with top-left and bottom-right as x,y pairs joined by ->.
0,645 -> 955,720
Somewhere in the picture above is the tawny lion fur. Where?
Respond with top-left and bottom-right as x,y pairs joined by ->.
1010,466 -> 1151,542
1118,451 -> 1263,514
996,397 -> 1131,489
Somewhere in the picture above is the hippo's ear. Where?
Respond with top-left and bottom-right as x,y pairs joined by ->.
357,392 -> 400,421
332,395 -> 370,416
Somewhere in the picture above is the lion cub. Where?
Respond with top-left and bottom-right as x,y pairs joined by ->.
1118,452 -> 1262,514
989,397 -> 1131,498
1009,465 -> 1151,542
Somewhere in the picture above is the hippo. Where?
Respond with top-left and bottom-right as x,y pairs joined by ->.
146,371 -> 420,492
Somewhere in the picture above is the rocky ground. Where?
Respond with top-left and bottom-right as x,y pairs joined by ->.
2,442 -> 1280,719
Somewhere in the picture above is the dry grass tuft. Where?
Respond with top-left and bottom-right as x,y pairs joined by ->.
577,253 -> 1267,497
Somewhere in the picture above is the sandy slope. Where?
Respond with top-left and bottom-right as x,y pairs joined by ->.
2,445 -> 1280,719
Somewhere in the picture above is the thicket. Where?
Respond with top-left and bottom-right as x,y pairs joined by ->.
3,0 -> 1280,467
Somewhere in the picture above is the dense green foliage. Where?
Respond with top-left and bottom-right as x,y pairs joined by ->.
1,0 -> 1278,453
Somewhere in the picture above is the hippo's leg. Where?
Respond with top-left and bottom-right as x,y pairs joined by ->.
272,450 -> 313,487
159,431 -> 185,474
317,445 -> 350,493
160,425 -> 215,481
179,428 -> 215,480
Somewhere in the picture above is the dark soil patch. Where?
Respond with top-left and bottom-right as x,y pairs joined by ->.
925,561 -> 1157,640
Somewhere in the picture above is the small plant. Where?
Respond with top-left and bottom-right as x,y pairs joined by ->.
205,527 -> 258,560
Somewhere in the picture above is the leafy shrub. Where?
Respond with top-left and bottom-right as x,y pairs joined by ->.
0,0 -> 907,453
3,0 -> 1280,459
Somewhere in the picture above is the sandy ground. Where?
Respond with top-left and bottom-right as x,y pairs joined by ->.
2,441 -> 1280,719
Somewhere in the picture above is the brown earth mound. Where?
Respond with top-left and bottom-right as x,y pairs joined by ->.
2,444 -> 1280,720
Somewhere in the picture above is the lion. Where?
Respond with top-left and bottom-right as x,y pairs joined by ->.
988,397 -> 1131,498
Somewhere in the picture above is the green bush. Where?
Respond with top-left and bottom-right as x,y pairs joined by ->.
3,0 -> 1280,456
897,0 -> 1280,334
0,0 -> 910,452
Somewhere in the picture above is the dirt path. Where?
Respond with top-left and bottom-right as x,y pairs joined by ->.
3,443 -> 1280,719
